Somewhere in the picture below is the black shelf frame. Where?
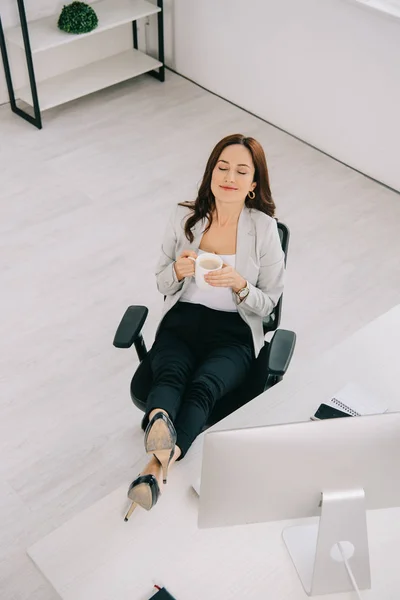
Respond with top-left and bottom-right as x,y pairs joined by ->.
0,0 -> 165,129
135,0 -> 165,83
0,0 -> 42,129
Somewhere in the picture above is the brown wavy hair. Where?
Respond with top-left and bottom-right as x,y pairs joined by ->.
179,133 -> 276,242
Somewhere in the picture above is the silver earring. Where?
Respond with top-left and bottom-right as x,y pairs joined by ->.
248,191 -> 255,200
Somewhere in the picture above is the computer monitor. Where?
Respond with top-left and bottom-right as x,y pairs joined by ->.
197,412 -> 400,596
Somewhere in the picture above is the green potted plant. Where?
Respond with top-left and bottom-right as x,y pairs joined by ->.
58,1 -> 99,34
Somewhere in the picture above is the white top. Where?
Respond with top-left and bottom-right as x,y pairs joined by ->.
180,251 -> 238,312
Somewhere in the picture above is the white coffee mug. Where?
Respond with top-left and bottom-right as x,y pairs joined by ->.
188,252 -> 223,290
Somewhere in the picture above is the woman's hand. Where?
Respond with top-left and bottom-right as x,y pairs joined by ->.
204,264 -> 246,293
174,250 -> 198,281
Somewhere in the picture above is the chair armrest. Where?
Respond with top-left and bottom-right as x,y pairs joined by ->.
267,329 -> 296,377
113,306 -> 149,349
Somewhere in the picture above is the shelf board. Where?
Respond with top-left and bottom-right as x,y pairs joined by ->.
5,0 -> 160,53
17,49 -> 162,111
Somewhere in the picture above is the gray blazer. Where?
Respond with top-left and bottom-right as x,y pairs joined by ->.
155,204 -> 285,357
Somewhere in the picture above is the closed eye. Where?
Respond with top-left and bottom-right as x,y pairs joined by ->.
218,167 -> 248,175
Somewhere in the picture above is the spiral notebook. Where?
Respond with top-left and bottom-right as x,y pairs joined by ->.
314,381 -> 388,418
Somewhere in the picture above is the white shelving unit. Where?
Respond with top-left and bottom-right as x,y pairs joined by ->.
5,0 -> 160,53
18,49 -> 162,111
0,0 -> 164,128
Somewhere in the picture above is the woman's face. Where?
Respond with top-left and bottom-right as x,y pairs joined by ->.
211,144 -> 256,206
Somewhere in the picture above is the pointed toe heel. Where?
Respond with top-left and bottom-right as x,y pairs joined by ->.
124,474 -> 160,522
144,412 -> 177,484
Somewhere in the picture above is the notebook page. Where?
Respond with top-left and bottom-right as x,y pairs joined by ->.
326,382 -> 388,416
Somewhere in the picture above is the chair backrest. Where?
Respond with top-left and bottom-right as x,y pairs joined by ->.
262,221 -> 290,333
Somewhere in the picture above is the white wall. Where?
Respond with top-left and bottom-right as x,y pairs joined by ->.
172,0 -> 400,191
2,0 -> 399,192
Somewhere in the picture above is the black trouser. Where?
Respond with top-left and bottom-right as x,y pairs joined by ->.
144,301 -> 254,459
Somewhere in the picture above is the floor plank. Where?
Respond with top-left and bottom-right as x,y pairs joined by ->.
0,71 -> 399,599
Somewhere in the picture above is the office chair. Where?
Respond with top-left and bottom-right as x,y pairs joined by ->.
113,222 -> 296,429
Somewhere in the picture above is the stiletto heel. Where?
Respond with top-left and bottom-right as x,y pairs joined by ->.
144,412 -> 176,484
124,502 -> 137,521
124,474 -> 160,522
153,448 -> 175,484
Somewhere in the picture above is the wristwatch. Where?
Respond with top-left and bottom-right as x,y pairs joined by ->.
235,282 -> 250,303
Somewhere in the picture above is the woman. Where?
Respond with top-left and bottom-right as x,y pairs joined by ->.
124,134 -> 285,521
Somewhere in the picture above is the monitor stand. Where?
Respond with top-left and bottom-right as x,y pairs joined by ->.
282,489 -> 371,596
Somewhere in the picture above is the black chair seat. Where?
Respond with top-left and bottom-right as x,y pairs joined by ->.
130,353 -> 152,412
130,331 -> 295,430
115,221 -> 296,431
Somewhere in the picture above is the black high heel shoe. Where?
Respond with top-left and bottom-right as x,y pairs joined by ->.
144,412 -> 177,484
124,474 -> 160,521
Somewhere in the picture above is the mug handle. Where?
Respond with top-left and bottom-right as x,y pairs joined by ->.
186,256 -> 196,262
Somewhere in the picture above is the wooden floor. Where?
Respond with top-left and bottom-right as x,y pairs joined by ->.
0,71 -> 399,600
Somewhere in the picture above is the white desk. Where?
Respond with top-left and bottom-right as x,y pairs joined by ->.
27,305 -> 400,600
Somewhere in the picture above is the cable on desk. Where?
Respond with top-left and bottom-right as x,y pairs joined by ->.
337,542 -> 363,600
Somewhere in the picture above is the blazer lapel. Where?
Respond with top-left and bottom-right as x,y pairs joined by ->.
191,217 -> 207,251
235,207 -> 254,278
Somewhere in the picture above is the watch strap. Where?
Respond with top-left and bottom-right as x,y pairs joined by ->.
236,282 -> 250,302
